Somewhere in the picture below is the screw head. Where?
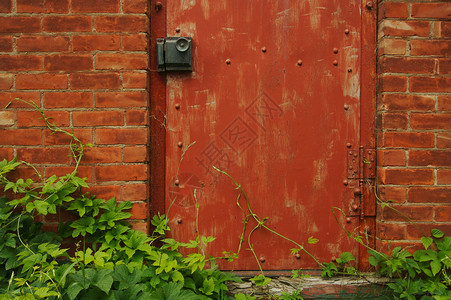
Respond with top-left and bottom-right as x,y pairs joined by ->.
261,46 -> 267,53
177,141 -> 183,148
174,179 -> 180,186
352,204 -> 359,211
175,103 -> 180,109
295,253 -> 301,259
346,217 -> 351,223
348,68 -> 352,72
345,29 -> 350,34
177,218 -> 182,224
333,60 -> 338,66
343,180 -> 348,186
333,48 -> 338,54
297,59 -> 303,66
259,256 -> 266,263
175,27 -> 180,33
347,143 -> 352,148
225,58 -> 231,65
344,104 -> 349,110
366,1 -> 373,9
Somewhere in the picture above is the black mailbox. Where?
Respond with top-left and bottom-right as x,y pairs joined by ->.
156,37 -> 193,72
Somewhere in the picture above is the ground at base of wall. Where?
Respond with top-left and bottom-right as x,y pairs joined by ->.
227,275 -> 392,299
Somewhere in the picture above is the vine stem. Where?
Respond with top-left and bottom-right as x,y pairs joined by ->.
213,166 -> 325,269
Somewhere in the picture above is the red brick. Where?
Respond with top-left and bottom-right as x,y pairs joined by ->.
121,183 -> 148,201
378,75 -> 407,92
122,34 -> 148,51
0,111 -> 15,127
378,38 -> 406,56
407,224 -> 451,240
378,57 -> 435,74
44,92 -> 93,108
95,128 -> 148,145
43,16 -> 92,32
377,186 -> 407,204
410,40 -> 451,56
0,92 -> 40,108
72,35 -> 121,51
409,150 -> 451,167
83,147 -> 122,163
95,92 -> 148,107
17,36 -> 70,52
129,202 -> 148,219
44,54 -> 92,71
0,74 -> 13,90
95,16 -> 148,33
17,0 -> 69,13
408,187 -> 451,203
438,59 -> 450,74
0,129 -> 42,145
382,205 -> 433,222
410,77 -> 451,93
0,148 -> 14,160
378,168 -> 434,185
123,146 -> 148,163
122,72 -> 147,89
0,36 -> 13,52
377,150 -> 406,167
17,148 -> 71,164
410,113 -> 451,130
0,0 -> 11,13
126,110 -> 148,126
377,112 -> 408,129
122,0 -> 147,13
44,129 -> 92,145
7,165 -> 43,182
16,74 -> 68,90
435,206 -> 451,222
130,222 -> 148,233
0,55 -> 42,71
376,240 -> 423,254
73,111 -> 124,126
45,166 -> 92,181
84,185 -> 120,201
377,223 -> 406,240
70,73 -> 120,90
17,110 -> 70,127
378,20 -> 429,37
96,54 -> 148,70
434,21 -> 451,38
437,132 -> 451,148
380,132 -> 435,148
72,0 -> 119,13
94,164 -> 148,181
437,169 -> 451,185
411,3 -> 451,19
0,17 -> 41,33
378,94 -> 435,111
378,2 -> 408,20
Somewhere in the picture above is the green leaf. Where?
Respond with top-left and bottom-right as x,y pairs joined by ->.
66,282 -> 84,300
421,237 -> 433,250
430,260 -> 441,276
431,229 -> 444,239
33,200 -> 50,215
199,277 -> 215,295
249,274 -> 271,286
340,252 -> 355,264
92,269 -> 114,294
308,236 -> 319,244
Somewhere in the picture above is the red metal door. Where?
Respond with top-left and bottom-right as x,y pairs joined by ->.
151,0 -> 376,270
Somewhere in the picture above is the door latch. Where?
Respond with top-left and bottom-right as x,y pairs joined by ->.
156,37 -> 193,72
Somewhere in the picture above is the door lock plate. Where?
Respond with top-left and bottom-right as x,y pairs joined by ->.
157,37 -> 193,72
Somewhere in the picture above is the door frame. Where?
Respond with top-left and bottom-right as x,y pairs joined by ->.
149,0 -> 377,270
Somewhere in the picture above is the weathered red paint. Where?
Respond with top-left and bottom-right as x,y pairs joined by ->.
152,0 -> 376,270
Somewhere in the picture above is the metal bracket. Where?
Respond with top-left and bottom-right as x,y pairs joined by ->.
347,148 -> 375,179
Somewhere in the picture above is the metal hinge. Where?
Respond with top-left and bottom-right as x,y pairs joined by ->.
347,147 -> 375,180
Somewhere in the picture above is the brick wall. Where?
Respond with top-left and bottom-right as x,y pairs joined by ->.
376,0 -> 450,250
0,0 -> 150,232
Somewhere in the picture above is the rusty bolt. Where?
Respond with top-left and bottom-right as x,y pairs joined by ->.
354,153 -> 358,158
344,104 -> 349,110
354,188 -> 362,195
343,180 -> 348,186
347,143 -> 352,148
261,46 -> 267,53
175,103 -> 180,109
346,217 -> 351,223
333,48 -> 338,54
332,257 -> 337,262
366,228 -> 372,235
297,59 -> 303,66
175,27 -> 181,33
345,29 -> 350,35
177,141 -> 183,148
295,253 -> 301,259
174,179 -> 180,186
225,58 -> 231,65
333,60 -> 338,66
155,2 -> 163,11
348,68 -> 352,72
352,204 -> 359,211
366,1 -> 373,9
259,256 -> 266,263
177,218 -> 182,224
